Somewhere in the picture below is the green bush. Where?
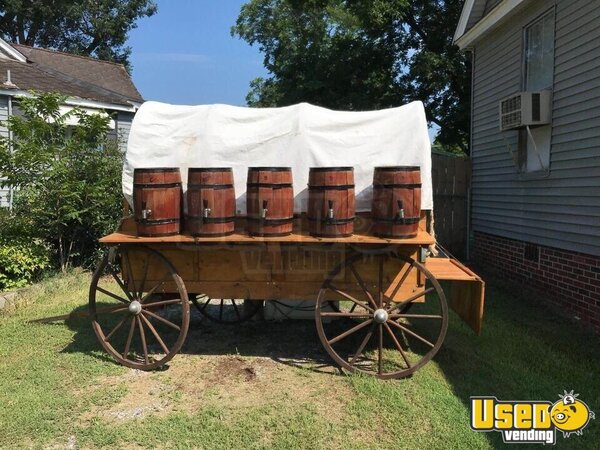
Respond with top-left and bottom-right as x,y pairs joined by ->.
0,237 -> 50,291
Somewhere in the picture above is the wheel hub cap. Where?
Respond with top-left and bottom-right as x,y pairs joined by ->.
373,309 -> 388,324
128,300 -> 142,315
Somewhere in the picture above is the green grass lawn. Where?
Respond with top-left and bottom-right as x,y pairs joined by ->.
0,270 -> 598,449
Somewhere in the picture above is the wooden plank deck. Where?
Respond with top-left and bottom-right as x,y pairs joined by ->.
100,229 -> 436,245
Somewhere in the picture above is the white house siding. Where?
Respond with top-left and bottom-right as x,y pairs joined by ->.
116,112 -> 134,153
470,0 -> 600,257
0,95 -> 10,207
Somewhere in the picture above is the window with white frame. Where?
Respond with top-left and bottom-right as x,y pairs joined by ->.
520,10 -> 555,173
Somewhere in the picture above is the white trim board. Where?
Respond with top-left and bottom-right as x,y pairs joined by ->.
0,38 -> 26,62
455,0 -> 529,49
0,88 -> 139,112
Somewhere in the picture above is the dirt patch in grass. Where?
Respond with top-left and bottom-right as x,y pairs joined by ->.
81,351 -> 353,428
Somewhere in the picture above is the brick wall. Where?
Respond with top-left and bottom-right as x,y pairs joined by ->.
473,232 -> 600,333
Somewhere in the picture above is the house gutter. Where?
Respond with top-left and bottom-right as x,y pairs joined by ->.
7,95 -> 13,211
455,0 -> 528,49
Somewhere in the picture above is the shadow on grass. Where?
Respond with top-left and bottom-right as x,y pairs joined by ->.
60,302 -> 341,374
59,281 -> 599,448
434,279 -> 600,448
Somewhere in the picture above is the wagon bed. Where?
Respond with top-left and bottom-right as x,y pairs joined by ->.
86,213 -> 484,379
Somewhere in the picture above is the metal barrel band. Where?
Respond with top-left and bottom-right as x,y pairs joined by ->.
307,217 -> 355,224
248,167 -> 292,172
373,217 -> 420,224
309,167 -> 354,172
188,167 -> 232,172
187,183 -> 234,189
134,168 -> 180,173
246,183 -> 293,188
246,217 -> 294,225
137,231 -> 181,237
186,216 -> 236,224
374,166 -> 420,171
133,182 -> 182,189
308,185 -> 355,191
373,183 -> 422,189
136,218 -> 181,225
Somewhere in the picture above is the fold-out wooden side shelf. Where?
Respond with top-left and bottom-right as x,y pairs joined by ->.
425,257 -> 485,335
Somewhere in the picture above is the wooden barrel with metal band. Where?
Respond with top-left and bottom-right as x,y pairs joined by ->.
371,166 -> 421,238
246,167 -> 294,236
186,168 -> 236,236
307,167 -> 355,237
133,168 -> 182,237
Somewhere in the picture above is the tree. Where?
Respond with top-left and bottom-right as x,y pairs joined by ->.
0,92 -> 123,271
232,0 -> 470,153
0,0 -> 157,70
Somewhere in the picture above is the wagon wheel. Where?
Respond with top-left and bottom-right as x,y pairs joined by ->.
191,295 -> 262,324
315,252 -> 448,379
89,245 -> 190,370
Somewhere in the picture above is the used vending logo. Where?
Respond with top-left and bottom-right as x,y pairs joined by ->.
470,391 -> 594,445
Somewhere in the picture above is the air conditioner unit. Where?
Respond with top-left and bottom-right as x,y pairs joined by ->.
499,90 -> 552,131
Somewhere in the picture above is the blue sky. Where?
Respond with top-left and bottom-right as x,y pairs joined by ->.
128,0 -> 265,105
127,1 -> 438,140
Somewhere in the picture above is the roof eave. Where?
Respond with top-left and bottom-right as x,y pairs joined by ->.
0,88 -> 139,112
454,0 -> 528,49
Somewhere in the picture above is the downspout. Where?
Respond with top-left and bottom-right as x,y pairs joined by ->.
7,88 -> 14,211
466,48 -> 475,261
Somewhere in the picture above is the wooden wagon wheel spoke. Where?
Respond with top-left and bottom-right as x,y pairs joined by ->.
111,271 -> 134,302
142,309 -> 181,331
348,263 -> 378,310
136,316 -> 150,364
90,245 -> 190,371
316,251 -> 448,379
123,317 -> 136,359
384,322 -> 411,369
96,286 -> 130,305
138,252 -> 152,299
319,312 -> 371,318
142,298 -> 183,308
140,277 -> 170,304
327,284 -> 374,313
104,315 -> 130,342
350,324 -> 375,365
378,255 -> 384,308
191,295 -> 262,324
388,320 -> 435,348
387,287 -> 435,314
230,299 -> 242,320
328,319 -> 373,345
387,262 -> 414,301
124,253 -> 137,299
390,313 -> 443,320
140,314 -> 170,354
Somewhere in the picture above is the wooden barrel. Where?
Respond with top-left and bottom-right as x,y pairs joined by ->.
371,166 -> 421,238
246,167 -> 294,236
133,168 -> 182,237
186,168 -> 236,236
307,167 -> 355,237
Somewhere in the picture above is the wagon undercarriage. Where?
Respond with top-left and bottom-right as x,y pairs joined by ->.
88,217 -> 484,379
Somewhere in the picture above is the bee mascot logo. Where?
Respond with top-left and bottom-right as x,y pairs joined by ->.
470,391 -> 594,445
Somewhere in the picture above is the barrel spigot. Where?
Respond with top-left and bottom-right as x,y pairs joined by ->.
141,201 -> 152,220
203,199 -> 211,219
397,200 -> 405,219
261,200 -> 268,219
327,200 -> 335,221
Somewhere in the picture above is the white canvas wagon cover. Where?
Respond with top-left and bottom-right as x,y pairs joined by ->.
123,101 -> 433,213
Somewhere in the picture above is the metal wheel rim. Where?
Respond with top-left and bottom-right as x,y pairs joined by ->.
89,244 -> 190,370
315,251 -> 448,379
